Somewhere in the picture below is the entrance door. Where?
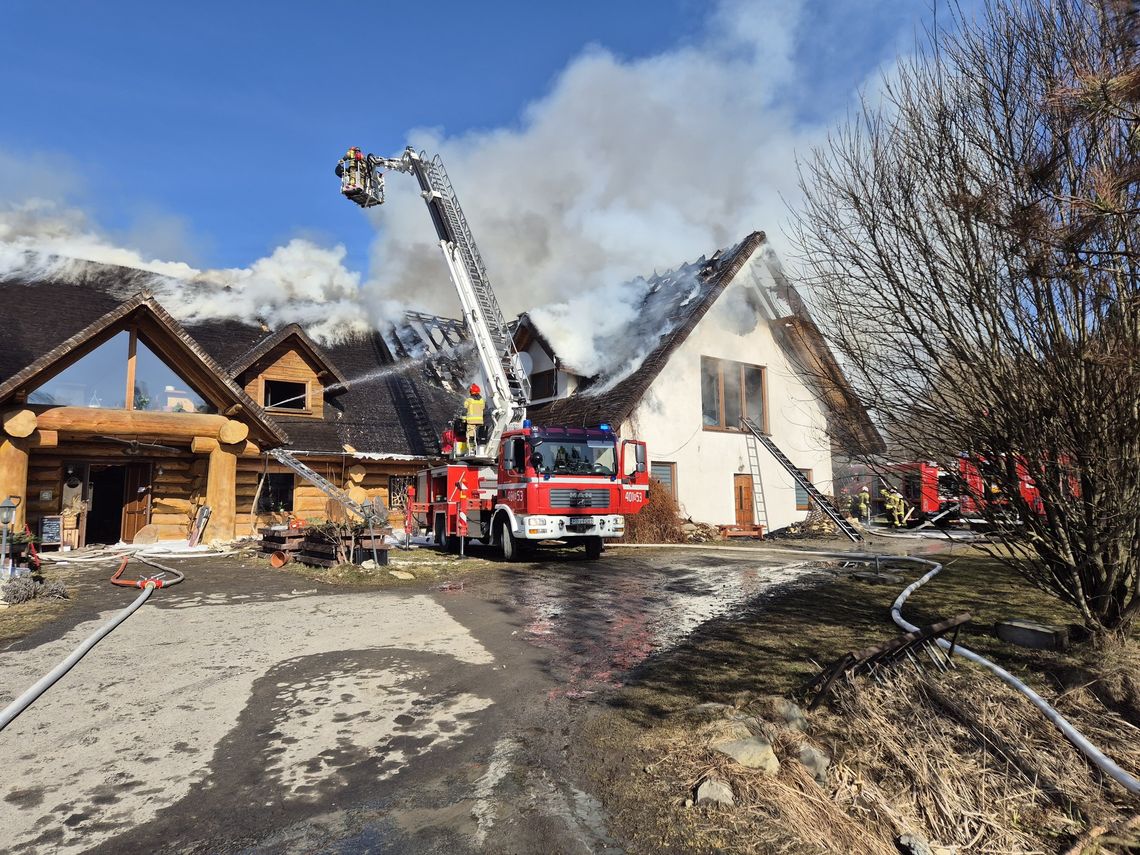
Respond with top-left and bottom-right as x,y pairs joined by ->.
86,464 -> 127,545
121,463 -> 153,543
734,474 -> 754,527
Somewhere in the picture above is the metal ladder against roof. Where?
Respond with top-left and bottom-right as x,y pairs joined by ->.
269,448 -> 378,523
417,154 -> 531,411
740,417 -> 862,542
743,429 -> 771,533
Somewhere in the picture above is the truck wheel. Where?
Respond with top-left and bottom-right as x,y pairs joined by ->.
446,535 -> 461,554
501,526 -> 521,562
585,536 -> 603,560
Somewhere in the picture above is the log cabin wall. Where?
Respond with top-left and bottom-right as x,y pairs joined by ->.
235,457 -> 419,535
24,446 -> 200,545
241,344 -> 327,419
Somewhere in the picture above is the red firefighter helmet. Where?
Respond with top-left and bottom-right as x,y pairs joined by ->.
469,384 -> 480,395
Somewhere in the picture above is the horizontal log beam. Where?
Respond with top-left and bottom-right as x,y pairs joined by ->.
35,407 -> 253,446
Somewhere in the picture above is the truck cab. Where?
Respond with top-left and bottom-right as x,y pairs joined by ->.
491,424 -> 648,559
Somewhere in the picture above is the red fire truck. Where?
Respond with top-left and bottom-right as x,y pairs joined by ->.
410,424 -> 648,560
864,456 -> 1044,525
337,146 -> 649,559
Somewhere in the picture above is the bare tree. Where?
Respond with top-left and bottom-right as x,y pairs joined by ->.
794,0 -> 1140,633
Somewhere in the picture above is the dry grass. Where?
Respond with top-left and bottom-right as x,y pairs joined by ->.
625,479 -> 685,545
588,550 -> 1140,854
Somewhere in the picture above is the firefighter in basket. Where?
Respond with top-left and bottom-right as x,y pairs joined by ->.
462,384 -> 485,456
335,148 -> 384,206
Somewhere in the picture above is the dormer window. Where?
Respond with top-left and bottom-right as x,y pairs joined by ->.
264,379 -> 308,410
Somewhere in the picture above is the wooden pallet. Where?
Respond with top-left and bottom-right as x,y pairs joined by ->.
719,524 -> 765,538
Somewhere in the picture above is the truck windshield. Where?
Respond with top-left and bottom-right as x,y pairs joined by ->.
532,439 -> 616,476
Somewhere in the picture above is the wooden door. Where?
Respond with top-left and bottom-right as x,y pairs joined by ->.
734,474 -> 754,527
121,463 -> 153,543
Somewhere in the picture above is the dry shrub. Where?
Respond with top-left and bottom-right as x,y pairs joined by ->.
818,669 -> 1140,854
625,478 -> 685,544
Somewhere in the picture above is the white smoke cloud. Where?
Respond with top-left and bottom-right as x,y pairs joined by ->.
0,0 -> 914,357
361,0 -> 895,373
0,198 -> 406,343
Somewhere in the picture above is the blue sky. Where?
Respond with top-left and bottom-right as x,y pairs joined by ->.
0,0 -> 940,327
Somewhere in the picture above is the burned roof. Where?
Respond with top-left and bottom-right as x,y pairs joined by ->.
0,258 -> 470,458
527,231 -> 768,427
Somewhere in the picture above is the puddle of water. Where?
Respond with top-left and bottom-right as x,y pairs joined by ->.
514,558 -> 824,697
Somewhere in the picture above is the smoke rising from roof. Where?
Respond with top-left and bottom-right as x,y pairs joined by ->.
0,199 -> 404,343
361,0 -> 901,367
0,1 -> 912,351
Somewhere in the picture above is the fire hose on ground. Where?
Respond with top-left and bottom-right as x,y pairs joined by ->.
0,555 -> 184,733
613,540 -> 1140,794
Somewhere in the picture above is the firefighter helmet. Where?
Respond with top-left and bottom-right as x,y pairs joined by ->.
469,384 -> 480,395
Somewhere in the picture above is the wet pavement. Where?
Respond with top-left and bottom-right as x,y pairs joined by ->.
0,544 -> 831,854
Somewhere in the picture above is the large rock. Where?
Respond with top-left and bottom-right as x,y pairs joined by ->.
798,743 -> 830,784
772,698 -> 808,732
695,777 -> 734,806
713,737 -> 780,776
897,833 -> 933,855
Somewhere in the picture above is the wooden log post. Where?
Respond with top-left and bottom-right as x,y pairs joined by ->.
2,409 -> 37,439
203,441 -> 240,542
217,419 -> 249,445
0,438 -> 30,530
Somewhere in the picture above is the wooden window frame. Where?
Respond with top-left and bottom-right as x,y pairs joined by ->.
650,461 -> 678,501
700,356 -> 768,434
262,377 -> 312,414
795,468 -> 813,511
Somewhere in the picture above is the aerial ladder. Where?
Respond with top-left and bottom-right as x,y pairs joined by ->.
337,146 -> 529,459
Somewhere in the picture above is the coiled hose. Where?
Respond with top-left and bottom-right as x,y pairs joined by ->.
0,555 -> 184,733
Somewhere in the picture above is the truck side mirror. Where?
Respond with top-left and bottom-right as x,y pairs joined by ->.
636,462 -> 646,473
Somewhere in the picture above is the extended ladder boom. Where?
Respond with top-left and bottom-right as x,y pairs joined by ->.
740,417 -> 862,542
341,147 -> 530,458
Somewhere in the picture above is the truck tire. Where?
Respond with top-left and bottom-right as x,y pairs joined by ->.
584,536 -> 603,560
501,526 -> 521,562
446,535 -> 461,554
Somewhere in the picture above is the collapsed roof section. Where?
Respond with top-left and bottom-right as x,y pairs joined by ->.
523,232 -> 885,455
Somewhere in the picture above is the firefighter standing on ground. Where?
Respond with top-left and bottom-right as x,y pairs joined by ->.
857,486 -> 871,524
462,384 -> 485,456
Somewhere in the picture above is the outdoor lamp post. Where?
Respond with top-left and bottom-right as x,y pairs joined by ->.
0,496 -> 20,576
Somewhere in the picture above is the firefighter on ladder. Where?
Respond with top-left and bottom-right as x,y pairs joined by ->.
462,384 -> 484,456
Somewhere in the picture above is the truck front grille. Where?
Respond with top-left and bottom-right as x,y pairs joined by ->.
547,488 -> 611,509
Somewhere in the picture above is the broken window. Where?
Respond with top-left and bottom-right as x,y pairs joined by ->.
700,357 -> 766,431
530,370 -> 557,399
264,379 -> 308,410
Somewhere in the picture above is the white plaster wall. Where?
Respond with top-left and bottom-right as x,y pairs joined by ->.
624,255 -> 834,532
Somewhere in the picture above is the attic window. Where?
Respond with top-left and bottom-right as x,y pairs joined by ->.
264,379 -> 307,410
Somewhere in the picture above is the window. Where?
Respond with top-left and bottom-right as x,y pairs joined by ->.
700,356 -> 765,431
133,340 -> 213,413
650,462 -> 677,500
388,475 -> 415,510
28,328 -> 216,413
258,473 -> 294,512
795,468 -> 813,511
530,370 -> 557,399
264,379 -> 308,410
